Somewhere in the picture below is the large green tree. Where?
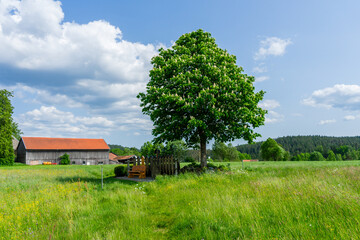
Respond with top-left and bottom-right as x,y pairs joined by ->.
0,90 -> 16,165
138,29 -> 266,168
260,138 -> 289,161
211,141 -> 240,162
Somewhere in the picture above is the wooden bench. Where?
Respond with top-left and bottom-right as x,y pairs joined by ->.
128,165 -> 146,179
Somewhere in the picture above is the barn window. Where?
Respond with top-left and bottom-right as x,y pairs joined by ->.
72,161 -> 75,165
82,161 -> 86,165
98,161 -> 104,165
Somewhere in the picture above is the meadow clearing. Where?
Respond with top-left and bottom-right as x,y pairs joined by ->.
1,161 -> 360,239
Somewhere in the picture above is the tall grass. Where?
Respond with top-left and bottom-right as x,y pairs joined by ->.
1,162 -> 360,239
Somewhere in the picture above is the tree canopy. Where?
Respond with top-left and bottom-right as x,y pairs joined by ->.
138,29 -> 266,167
211,141 -> 243,162
237,135 -> 360,159
260,138 -> 289,161
0,90 -> 17,165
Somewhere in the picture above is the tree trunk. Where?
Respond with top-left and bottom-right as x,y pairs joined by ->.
200,134 -> 207,168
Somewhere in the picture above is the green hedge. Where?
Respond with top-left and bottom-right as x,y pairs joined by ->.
114,164 -> 133,177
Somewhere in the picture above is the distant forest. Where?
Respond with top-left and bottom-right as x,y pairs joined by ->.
236,136 -> 360,159
108,144 -> 139,151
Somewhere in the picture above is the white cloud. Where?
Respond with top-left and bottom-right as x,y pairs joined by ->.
259,100 -> 283,123
319,119 -> 336,125
303,84 -> 360,111
3,83 -> 84,108
344,115 -> 356,121
18,105 -> 154,138
23,103 -> 153,135
19,106 -> 114,136
0,0 -> 163,139
266,110 -> 284,123
252,65 -> 267,73
259,100 -> 280,110
0,0 -> 158,82
255,76 -> 269,82
254,37 -> 292,60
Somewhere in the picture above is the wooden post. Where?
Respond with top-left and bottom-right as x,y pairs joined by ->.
174,155 -> 178,175
150,156 -> 155,178
145,156 -> 150,176
170,156 -> 172,175
127,160 -> 130,176
166,156 -> 169,175
163,156 -> 166,175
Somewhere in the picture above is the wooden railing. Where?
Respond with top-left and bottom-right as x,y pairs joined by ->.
127,155 -> 179,178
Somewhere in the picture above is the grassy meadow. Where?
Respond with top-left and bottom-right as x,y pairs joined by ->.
1,161 -> 360,239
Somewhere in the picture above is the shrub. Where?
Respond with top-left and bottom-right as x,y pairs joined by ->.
114,165 -> 132,177
180,162 -> 229,174
336,154 -> 343,161
184,157 -> 196,163
59,153 -> 70,165
309,151 -> 325,161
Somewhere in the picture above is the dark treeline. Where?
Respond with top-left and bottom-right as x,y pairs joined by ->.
236,136 -> 360,159
109,144 -> 137,151
108,144 -> 141,156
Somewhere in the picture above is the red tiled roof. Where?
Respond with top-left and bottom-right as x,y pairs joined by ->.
115,155 -> 137,161
21,137 -> 109,150
109,153 -> 118,161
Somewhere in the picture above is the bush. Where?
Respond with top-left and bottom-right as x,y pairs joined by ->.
114,165 -> 132,177
59,153 -> 70,165
184,157 -> 196,163
180,162 -> 229,174
309,151 -> 325,161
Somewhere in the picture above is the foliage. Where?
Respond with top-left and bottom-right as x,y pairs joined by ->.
211,141 -> 240,161
237,135 -> 360,159
283,151 -> 290,161
336,153 -> 343,161
238,152 -> 251,160
138,29 -> 266,167
0,89 -> 16,165
184,156 -> 196,163
180,162 -> 228,173
111,147 -> 140,157
108,144 -> 127,150
59,153 -> 70,165
291,152 -> 310,161
11,121 -> 23,140
327,150 -> 336,161
309,151 -> 325,161
140,141 -> 165,156
260,138 -> 289,161
163,140 -> 188,162
345,149 -> 359,160
114,165 -> 131,177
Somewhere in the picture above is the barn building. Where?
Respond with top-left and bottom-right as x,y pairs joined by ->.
109,152 -> 119,164
17,137 -> 110,165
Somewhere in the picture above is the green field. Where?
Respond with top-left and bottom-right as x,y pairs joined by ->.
1,161 -> 360,239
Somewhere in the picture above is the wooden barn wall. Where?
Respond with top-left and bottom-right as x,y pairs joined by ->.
25,150 -> 109,165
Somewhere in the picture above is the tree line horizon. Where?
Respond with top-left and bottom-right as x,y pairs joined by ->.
109,135 -> 360,162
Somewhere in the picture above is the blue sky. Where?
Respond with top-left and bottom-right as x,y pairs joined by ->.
1,0 -> 360,148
